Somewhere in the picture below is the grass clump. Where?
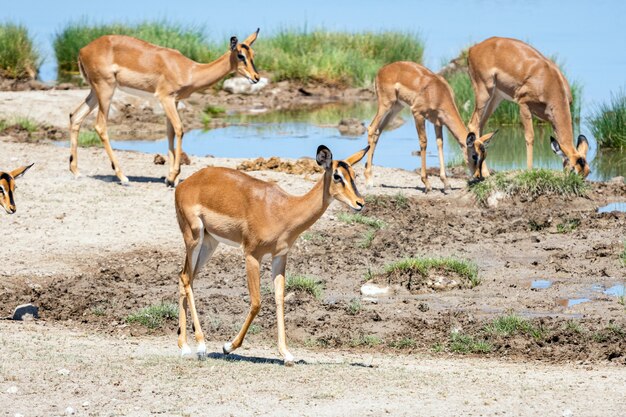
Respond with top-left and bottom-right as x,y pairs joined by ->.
346,298 -> 362,315
484,314 -> 544,340
556,218 -> 581,233
126,302 -> 178,329
78,130 -> 103,147
389,337 -> 416,349
470,169 -> 589,206
358,229 -> 377,249
0,23 -> 40,79
382,257 -> 480,288
256,29 -> 424,87
286,275 -> 322,299
54,20 -> 216,76
449,332 -> 492,354
587,88 -> 626,148
350,334 -> 382,347
364,192 -> 409,210
337,212 -> 385,230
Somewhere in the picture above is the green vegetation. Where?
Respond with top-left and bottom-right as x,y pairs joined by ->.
256,29 -> 424,86
556,218 -> 581,234
53,20 -> 216,75
0,117 -> 39,133
364,192 -> 409,210
125,302 -> 178,329
449,332 -> 493,354
445,70 -> 582,128
620,242 -> 626,267
350,334 -> 382,347
565,320 -> 583,334
0,23 -> 40,79
78,130 -> 103,147
587,88 -> 626,148
484,314 -> 544,340
382,257 -> 480,288
359,229 -> 377,249
201,104 -> 227,128
346,298 -> 362,315
337,212 -> 385,230
470,169 -> 589,206
389,337 -> 417,349
286,275 -> 322,299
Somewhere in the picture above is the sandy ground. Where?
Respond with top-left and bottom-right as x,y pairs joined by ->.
2,320 -> 625,417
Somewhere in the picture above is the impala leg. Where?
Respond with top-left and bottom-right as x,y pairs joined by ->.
365,101 -> 402,188
223,254 -> 261,355
69,90 -> 98,178
271,255 -> 294,365
434,124 -> 450,191
92,82 -> 129,184
414,114 -> 430,192
519,103 -> 534,170
161,98 -> 184,187
166,118 -> 176,177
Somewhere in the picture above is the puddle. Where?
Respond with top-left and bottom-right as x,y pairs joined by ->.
557,298 -> 591,307
602,284 -> 625,297
597,202 -> 626,213
530,279 -> 552,289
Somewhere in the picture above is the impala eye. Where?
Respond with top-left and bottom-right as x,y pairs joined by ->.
237,54 -> 245,61
333,173 -> 342,183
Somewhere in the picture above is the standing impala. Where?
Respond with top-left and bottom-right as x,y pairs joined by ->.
174,145 -> 368,365
0,164 -> 33,214
467,37 -> 590,176
365,62 -> 496,192
69,29 -> 261,186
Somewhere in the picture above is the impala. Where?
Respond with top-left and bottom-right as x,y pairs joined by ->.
0,164 -> 34,214
69,29 -> 261,186
174,145 -> 368,365
364,62 -> 496,192
467,37 -> 590,176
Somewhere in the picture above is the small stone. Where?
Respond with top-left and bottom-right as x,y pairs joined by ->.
360,283 -> 390,296
12,303 -> 39,320
82,401 -> 90,408
7,386 -> 18,394
284,292 -> 296,304
223,76 -> 269,95
531,236 -> 540,243
562,409 -> 573,417
58,368 -> 70,376
65,406 -> 75,415
153,154 -> 166,165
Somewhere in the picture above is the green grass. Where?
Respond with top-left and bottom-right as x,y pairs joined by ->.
53,20 -> 216,75
484,314 -> 544,340
337,212 -> 385,230
364,192 -> 409,210
358,229 -> 377,249
78,130 -> 103,147
285,275 -> 322,299
389,337 -> 417,349
445,71 -> 582,128
556,218 -> 581,234
125,302 -> 178,329
587,88 -> 626,148
201,105 -> 226,128
0,117 -> 39,135
346,298 -> 362,315
350,334 -> 382,347
449,332 -> 492,354
565,320 -> 583,334
255,29 -> 424,87
382,257 -> 480,288
470,169 -> 589,206
0,23 -> 40,79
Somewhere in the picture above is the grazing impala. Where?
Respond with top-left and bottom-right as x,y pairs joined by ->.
365,62 -> 496,192
467,37 -> 590,176
0,164 -> 33,214
69,29 -> 261,186
174,145 -> 368,365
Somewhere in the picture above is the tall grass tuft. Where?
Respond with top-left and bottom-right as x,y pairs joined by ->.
126,302 -> 178,329
587,88 -> 626,148
0,23 -> 40,79
256,29 -> 424,87
383,257 -> 480,287
53,20 -> 216,75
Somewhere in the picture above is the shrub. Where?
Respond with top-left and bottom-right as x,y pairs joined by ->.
587,88 -> 626,148
0,23 -> 40,79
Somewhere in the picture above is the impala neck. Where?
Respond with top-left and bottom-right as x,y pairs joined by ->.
190,51 -> 235,91
288,172 -> 333,235
550,101 -> 577,156
439,105 -> 469,146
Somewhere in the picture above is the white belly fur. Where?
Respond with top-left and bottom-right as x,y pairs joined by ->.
209,233 -> 241,248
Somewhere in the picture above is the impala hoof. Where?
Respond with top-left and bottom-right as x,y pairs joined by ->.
165,178 -> 176,188
222,342 -> 234,355
180,344 -> 191,357
284,352 -> 295,366
196,342 -> 207,360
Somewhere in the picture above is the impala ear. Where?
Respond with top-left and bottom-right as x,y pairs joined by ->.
230,36 -> 238,51
316,145 -> 333,169
477,129 -> 498,148
577,134 -> 589,157
550,136 -> 566,158
466,132 -> 476,148
243,28 -> 260,46
344,145 -> 370,166
10,163 -> 34,179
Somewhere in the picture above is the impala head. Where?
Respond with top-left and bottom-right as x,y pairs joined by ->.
316,145 -> 369,211
0,163 -> 34,214
550,135 -> 590,177
466,131 -> 498,180
230,28 -> 260,84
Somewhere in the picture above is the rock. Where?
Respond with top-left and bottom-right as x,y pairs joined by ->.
12,303 -> 38,320
58,368 -> 70,376
360,283 -> 390,297
65,406 -> 76,415
223,76 -> 269,95
337,118 -> 366,136
153,154 -> 166,165
6,386 -> 18,394
487,191 -> 506,208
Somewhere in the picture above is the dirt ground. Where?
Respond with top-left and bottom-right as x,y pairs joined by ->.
0,87 -> 625,416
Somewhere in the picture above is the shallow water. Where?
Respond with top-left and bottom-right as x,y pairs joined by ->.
602,284 -> 625,298
108,103 -> 625,181
530,280 -> 552,290
597,202 -> 626,214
